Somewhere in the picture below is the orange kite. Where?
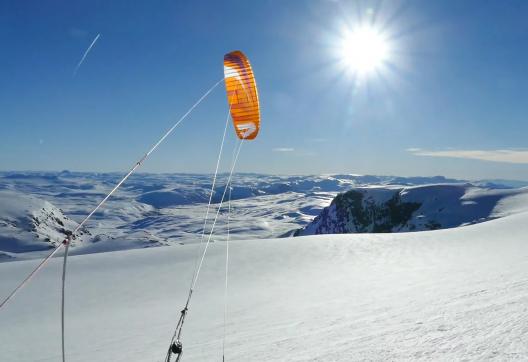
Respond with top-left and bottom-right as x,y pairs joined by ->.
223,50 -> 260,140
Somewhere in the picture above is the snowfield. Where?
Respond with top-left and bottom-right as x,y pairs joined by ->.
2,209 -> 528,361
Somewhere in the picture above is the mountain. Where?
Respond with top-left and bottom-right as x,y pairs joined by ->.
1,171 -> 527,259
0,191 -> 89,258
294,184 -> 528,236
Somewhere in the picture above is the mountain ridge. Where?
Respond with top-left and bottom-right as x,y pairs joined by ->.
295,184 -> 528,236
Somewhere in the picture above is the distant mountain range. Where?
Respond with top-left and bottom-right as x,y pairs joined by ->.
1,171 -> 527,260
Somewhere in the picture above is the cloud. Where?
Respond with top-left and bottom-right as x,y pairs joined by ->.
405,147 -> 422,152
73,33 -> 101,76
407,148 -> 528,164
310,138 -> 328,143
272,147 -> 294,152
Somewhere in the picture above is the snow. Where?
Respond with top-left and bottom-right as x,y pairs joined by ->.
2,172 -> 527,259
0,190 -> 87,255
490,187 -> 528,218
2,172 -> 528,359
0,172 -> 343,257
2,209 -> 528,361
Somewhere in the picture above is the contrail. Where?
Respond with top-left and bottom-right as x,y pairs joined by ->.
73,33 -> 101,76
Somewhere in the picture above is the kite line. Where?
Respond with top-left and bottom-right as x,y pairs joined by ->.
0,78 -> 225,362
165,139 -> 244,362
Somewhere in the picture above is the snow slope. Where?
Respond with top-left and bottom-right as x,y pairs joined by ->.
1,210 -> 528,361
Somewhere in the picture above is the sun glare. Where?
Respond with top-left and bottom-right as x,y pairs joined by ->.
339,26 -> 390,75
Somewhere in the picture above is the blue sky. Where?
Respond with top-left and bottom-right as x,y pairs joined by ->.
1,0 -> 528,180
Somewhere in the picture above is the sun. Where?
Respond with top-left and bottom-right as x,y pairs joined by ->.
339,25 -> 390,75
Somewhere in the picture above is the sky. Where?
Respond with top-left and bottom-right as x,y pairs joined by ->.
1,0 -> 528,180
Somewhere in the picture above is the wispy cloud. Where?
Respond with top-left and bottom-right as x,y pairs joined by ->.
272,147 -> 294,152
407,148 -> 528,164
310,138 -> 328,143
73,33 -> 101,76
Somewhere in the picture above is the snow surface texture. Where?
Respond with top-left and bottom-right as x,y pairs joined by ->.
295,184 -> 528,236
1,210 -> 528,361
1,172 -> 527,260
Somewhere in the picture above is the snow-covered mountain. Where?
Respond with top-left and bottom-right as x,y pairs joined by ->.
295,184 -> 528,236
1,171 -> 527,259
0,191 -> 90,259
1,205 -> 528,361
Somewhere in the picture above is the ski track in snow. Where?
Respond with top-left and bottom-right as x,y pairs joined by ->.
1,210 -> 528,361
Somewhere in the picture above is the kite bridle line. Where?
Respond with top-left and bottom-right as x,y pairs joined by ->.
165,137 -> 245,362
186,104 -> 232,298
222,142 -> 236,362
166,105 -> 232,362
0,78 -> 225,362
